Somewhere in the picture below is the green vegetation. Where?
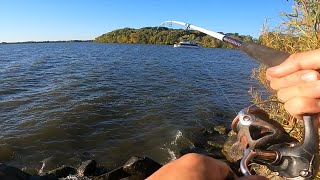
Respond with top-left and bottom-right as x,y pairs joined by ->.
95,27 -> 254,48
251,0 -> 320,178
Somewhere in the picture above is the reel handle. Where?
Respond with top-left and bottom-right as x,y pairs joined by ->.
301,115 -> 319,155
239,115 -> 319,179
260,115 -> 319,179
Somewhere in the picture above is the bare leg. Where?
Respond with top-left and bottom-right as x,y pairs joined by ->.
146,153 -> 235,180
147,153 -> 267,180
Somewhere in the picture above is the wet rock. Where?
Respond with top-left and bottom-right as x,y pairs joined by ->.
93,167 -> 130,180
47,166 -> 77,178
214,126 -> 227,135
30,175 -> 58,180
222,132 -> 244,162
0,163 -> 31,180
207,140 -> 223,149
201,127 -> 219,136
93,166 -> 109,176
193,132 -> 227,151
78,160 -> 97,177
227,129 -> 237,137
183,125 -> 229,161
123,156 -> 161,178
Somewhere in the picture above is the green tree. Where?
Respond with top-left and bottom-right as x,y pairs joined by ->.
95,27 -> 254,49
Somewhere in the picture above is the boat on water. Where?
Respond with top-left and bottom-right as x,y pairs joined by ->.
173,40 -> 202,48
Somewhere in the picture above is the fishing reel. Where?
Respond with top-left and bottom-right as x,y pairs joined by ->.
231,106 -> 319,179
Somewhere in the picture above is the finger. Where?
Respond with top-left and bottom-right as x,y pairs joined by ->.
284,97 -> 320,119
237,176 -> 268,180
277,80 -> 320,102
270,70 -> 319,90
266,49 -> 320,79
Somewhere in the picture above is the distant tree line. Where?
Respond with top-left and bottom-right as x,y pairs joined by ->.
95,27 -> 255,48
1,40 -> 93,44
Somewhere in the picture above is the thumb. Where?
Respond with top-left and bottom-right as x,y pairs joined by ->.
267,49 -> 320,79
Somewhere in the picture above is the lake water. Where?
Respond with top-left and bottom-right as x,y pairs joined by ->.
0,42 -> 259,173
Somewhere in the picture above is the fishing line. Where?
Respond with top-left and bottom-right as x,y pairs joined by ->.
200,57 -> 238,115
159,21 -> 240,116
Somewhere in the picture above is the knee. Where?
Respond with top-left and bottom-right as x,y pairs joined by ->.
179,153 -> 207,165
147,153 -> 234,180
177,153 -> 232,177
177,153 -> 210,170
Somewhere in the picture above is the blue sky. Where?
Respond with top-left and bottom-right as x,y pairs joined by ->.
0,0 -> 294,42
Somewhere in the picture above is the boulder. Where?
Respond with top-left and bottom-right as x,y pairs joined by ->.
77,160 -> 97,177
213,126 -> 227,135
222,131 -> 244,162
46,166 -> 77,178
123,156 -> 161,178
0,163 -> 31,180
93,167 -> 130,180
30,175 -> 58,180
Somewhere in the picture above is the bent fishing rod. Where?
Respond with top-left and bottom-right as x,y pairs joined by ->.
160,20 -> 289,67
160,20 -> 319,179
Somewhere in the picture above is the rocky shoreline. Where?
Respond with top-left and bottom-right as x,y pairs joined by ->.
0,125 -> 241,180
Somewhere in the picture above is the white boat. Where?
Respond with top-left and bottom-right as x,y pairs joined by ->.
173,40 -> 202,48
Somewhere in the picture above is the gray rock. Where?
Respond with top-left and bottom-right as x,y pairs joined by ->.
123,156 -> 161,178
77,160 -> 97,177
93,167 -> 130,180
214,126 -> 227,135
207,140 -> 224,149
30,175 -> 58,180
0,163 -> 31,180
47,166 -> 77,178
222,132 -> 244,162
93,166 -> 109,176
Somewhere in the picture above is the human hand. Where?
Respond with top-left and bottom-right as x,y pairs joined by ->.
266,49 -> 320,121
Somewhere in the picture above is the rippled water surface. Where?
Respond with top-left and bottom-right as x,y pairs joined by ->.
0,42 -> 258,172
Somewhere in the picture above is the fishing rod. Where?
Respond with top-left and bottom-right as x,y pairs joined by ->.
160,20 -> 319,179
160,20 -> 289,67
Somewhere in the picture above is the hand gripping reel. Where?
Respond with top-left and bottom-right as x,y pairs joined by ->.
232,106 -> 319,179
237,38 -> 319,179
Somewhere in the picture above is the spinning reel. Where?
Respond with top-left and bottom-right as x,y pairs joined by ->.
232,106 -> 319,179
